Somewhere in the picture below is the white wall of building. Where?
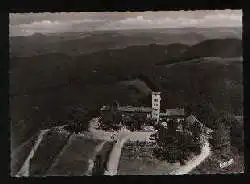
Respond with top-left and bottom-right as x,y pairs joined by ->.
152,92 -> 161,122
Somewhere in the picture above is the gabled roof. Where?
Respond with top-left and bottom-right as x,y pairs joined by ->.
118,106 -> 152,113
235,115 -> 243,123
165,108 -> 185,116
100,105 -> 110,111
161,122 -> 168,127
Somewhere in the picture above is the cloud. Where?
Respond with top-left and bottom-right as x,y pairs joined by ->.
199,12 -> 242,27
9,10 -> 242,36
9,20 -> 70,36
105,11 -> 241,29
19,19 -> 105,29
204,12 -> 241,21
9,19 -> 107,36
120,16 -> 152,24
20,20 -> 65,28
101,16 -> 178,30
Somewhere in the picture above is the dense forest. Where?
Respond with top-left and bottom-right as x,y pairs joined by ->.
10,29 -> 243,152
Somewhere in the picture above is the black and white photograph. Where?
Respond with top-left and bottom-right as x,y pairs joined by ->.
9,10 -> 243,176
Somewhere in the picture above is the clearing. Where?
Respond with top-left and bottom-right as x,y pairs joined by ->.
11,133 -> 39,176
29,129 -> 71,176
46,134 -> 104,176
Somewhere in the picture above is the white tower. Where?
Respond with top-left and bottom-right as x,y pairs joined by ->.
152,92 -> 161,122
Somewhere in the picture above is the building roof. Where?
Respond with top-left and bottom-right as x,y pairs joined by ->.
165,108 -> 185,116
161,122 -> 168,127
118,106 -> 152,113
142,125 -> 155,130
235,115 -> 244,124
186,115 -> 200,124
152,91 -> 161,95
100,105 -> 110,111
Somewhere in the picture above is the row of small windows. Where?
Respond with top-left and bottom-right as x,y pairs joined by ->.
153,103 -> 159,107
153,98 -> 159,102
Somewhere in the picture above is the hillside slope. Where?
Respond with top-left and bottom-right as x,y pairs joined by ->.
10,27 -> 241,58
10,38 -> 243,150
181,38 -> 242,58
154,57 -> 243,115
157,38 -> 242,66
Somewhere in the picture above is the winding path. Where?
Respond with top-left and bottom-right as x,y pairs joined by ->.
104,129 -> 156,176
88,117 -> 117,141
104,130 -> 130,175
104,130 -> 211,175
169,140 -> 211,175
84,140 -> 107,176
89,117 -> 211,176
15,129 -> 50,177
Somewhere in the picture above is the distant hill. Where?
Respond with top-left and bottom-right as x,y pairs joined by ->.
10,27 -> 241,58
181,38 -> 242,58
9,31 -> 201,57
156,38 -> 242,66
164,43 -> 190,58
155,43 -> 190,65
154,56 -> 243,114
10,37 -> 243,151
10,27 -> 243,175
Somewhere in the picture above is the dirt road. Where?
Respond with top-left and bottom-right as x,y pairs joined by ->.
15,129 -> 49,177
88,117 -> 117,141
84,140 -> 107,176
169,140 -> 211,175
104,129 -> 129,175
104,129 -> 156,175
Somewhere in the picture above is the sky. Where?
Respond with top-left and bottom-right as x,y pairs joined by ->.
9,10 -> 242,36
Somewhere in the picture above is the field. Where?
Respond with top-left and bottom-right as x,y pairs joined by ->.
92,141 -> 115,175
10,133 -> 38,176
117,141 -> 179,175
29,129 -> 71,176
46,135 -> 103,176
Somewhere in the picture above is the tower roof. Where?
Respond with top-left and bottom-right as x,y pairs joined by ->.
152,91 -> 161,95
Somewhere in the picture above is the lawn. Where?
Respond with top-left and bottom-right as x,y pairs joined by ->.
10,133 -> 38,176
46,134 -> 103,176
117,141 -> 178,175
29,129 -> 71,176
